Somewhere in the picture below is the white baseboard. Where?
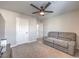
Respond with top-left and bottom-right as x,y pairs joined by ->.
11,40 -> 37,48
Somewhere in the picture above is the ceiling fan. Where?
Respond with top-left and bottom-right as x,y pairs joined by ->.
30,2 -> 53,16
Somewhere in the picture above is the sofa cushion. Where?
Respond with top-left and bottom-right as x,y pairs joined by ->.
58,37 -> 72,41
53,39 -> 69,48
58,32 -> 76,41
48,32 -> 58,38
44,37 -> 57,43
44,37 -> 69,48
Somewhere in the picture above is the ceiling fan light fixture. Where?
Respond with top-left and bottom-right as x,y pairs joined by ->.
30,2 -> 53,16
40,11 -> 45,16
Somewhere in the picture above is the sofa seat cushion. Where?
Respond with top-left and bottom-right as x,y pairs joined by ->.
53,39 -> 68,48
45,37 -> 57,43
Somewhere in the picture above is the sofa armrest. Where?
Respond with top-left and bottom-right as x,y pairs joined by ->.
67,41 -> 75,55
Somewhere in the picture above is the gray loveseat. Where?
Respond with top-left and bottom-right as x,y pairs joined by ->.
43,32 -> 76,55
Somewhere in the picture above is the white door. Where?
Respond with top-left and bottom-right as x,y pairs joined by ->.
16,17 -> 29,45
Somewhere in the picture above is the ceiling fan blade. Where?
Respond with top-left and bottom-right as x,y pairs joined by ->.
32,11 -> 39,14
30,4 -> 41,10
45,11 -> 53,13
44,2 -> 51,10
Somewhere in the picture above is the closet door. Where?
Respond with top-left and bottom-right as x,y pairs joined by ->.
16,17 -> 29,45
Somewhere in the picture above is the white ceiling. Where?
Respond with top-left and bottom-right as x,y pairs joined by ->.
0,1 -> 79,19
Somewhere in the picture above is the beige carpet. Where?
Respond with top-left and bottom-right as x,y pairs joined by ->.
12,41 -> 73,58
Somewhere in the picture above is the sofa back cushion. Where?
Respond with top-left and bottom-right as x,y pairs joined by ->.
48,32 -> 59,38
58,32 -> 76,41
48,32 -> 76,41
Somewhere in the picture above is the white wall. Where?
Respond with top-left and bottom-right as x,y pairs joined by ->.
29,17 -> 37,41
43,10 -> 79,49
0,9 -> 18,46
37,20 -> 43,39
0,15 -> 5,39
0,9 -> 37,46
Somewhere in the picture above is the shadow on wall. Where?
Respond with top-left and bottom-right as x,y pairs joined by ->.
0,14 -> 5,39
